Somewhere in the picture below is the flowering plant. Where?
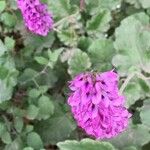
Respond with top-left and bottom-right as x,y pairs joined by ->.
0,0 -> 150,149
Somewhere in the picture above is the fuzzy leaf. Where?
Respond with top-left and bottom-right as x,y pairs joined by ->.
113,12 -> 150,75
27,132 -> 43,149
68,49 -> 91,76
86,9 -> 111,35
57,138 -> 116,150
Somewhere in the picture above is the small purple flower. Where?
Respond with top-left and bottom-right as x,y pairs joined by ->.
68,71 -> 131,139
17,0 -> 53,36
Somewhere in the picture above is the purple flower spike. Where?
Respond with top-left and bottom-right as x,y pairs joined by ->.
68,71 -> 131,139
17,0 -> 53,36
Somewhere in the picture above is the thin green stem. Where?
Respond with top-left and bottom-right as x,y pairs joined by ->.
120,73 -> 135,94
53,12 -> 79,27
120,72 -> 150,94
32,78 -> 40,89
20,62 -> 50,86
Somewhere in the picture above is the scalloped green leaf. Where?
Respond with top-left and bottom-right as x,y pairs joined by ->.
57,138 -> 116,150
35,102 -> 76,144
88,38 -> 114,71
27,132 -> 43,149
57,28 -> 78,47
4,137 -> 23,150
4,37 -> 15,50
37,95 -> 54,120
2,131 -> 12,144
109,124 -> 150,149
14,117 -> 23,133
86,0 -> 121,15
26,105 -> 39,120
86,9 -> 111,35
124,81 -> 144,108
48,0 -> 76,20
139,0 -> 150,8
23,32 -> 55,51
0,54 -> 18,103
68,49 -> 91,76
34,56 -> 49,65
113,12 -> 150,75
1,12 -> 16,27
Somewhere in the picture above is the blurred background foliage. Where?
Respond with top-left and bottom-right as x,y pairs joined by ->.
0,0 -> 150,149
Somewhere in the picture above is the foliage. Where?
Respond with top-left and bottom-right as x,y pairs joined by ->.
0,0 -> 150,149
57,138 -> 116,150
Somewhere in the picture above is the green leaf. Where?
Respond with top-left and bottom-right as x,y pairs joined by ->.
25,125 -> 34,133
0,66 -> 9,80
112,55 -> 136,76
85,0 -> 121,14
0,54 -> 18,103
140,99 -> 150,128
7,107 -> 25,118
138,78 -> 150,95
34,56 -> 49,65
19,68 -> 37,84
78,36 -> 92,51
14,117 -> 23,133
36,114 -> 76,144
113,12 -> 150,75
0,1 -> 6,13
38,85 -> 49,94
1,12 -> 16,27
0,80 -> 14,102
109,124 -> 150,149
124,81 -> 144,108
97,0 -> 121,10
0,122 -> 5,136
26,105 -> 39,120
35,68 -> 58,88
125,0 -> 140,8
23,32 -> 55,51
57,138 -> 116,150
88,38 -> 114,71
2,131 -> 12,144
28,89 -> 41,98
48,49 -> 63,62
68,49 -> 91,76
48,0 -> 73,20
57,28 -> 78,47
86,9 -> 111,35
37,95 -> 54,120
7,0 -> 17,10
27,132 -> 43,149
35,103 -> 76,144
47,48 -> 63,68
123,146 -> 138,150
139,0 -> 150,8
4,37 -> 15,50
23,148 -> 34,150
4,137 -> 23,150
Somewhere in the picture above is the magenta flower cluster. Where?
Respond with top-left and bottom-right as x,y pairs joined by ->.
17,0 -> 53,36
68,71 -> 131,139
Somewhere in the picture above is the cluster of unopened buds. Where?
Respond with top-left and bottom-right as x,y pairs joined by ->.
68,71 -> 131,139
17,0 -> 53,36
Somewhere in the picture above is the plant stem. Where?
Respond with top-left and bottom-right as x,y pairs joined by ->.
120,73 -> 135,94
80,0 -> 85,11
53,12 -> 79,27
